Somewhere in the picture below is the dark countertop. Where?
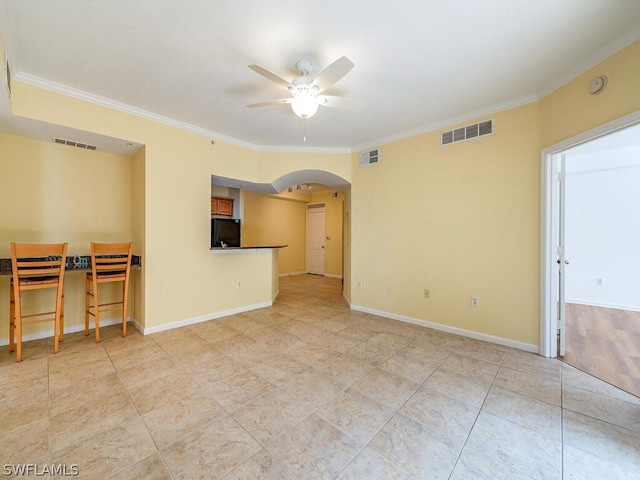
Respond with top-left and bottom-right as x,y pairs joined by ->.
0,255 -> 142,276
210,245 -> 287,251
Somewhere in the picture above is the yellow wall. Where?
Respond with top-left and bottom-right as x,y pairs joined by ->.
242,190 -> 306,274
8,81 -> 351,331
131,146 -> 146,327
540,40 -> 640,147
0,132 -> 133,340
241,189 -> 345,277
4,36 -> 640,350
348,38 -> 640,348
343,187 -> 352,303
351,103 -> 541,345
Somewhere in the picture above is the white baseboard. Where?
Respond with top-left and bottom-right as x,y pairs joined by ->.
343,291 -> 351,306
279,271 -> 307,277
0,316 -> 135,347
142,301 -> 272,335
566,299 -> 640,313
350,304 -> 539,354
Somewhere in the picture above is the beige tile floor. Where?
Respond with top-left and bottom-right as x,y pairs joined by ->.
2,274 -> 640,479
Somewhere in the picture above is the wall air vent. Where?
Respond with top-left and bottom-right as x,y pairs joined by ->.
307,203 -> 325,210
359,148 -> 379,166
53,137 -> 98,150
441,119 -> 493,146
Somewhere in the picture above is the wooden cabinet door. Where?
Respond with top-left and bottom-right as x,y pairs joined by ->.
211,197 -> 234,216
217,198 -> 234,216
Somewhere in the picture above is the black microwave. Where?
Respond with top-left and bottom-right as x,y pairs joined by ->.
211,218 -> 241,247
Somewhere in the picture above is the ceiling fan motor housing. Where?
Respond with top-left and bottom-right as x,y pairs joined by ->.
295,60 -> 313,75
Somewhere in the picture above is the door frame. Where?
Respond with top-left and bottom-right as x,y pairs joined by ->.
539,110 -> 640,357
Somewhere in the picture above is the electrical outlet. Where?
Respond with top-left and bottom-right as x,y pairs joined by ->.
387,286 -> 393,294
471,296 -> 479,307
236,280 -> 242,288
596,278 -> 603,286
357,280 -> 363,289
424,289 -> 430,298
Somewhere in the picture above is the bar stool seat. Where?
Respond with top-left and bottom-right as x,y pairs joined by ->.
9,242 -> 68,362
85,242 -> 133,342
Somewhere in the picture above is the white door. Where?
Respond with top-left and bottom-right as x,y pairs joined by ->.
306,207 -> 325,275
557,154 -> 568,356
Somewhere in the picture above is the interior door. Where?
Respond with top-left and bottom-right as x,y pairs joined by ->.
557,154 -> 567,356
306,207 -> 325,275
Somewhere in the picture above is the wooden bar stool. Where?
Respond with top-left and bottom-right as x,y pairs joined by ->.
9,242 -> 68,362
85,242 -> 133,342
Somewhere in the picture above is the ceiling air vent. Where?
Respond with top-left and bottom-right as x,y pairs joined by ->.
441,119 -> 493,146
53,137 -> 98,150
359,148 -> 379,166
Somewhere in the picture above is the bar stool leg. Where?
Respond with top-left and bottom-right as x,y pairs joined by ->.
122,281 -> 128,337
84,275 -> 90,336
59,288 -> 65,343
9,282 -> 15,353
15,292 -> 22,362
53,284 -> 63,354
94,283 -> 100,343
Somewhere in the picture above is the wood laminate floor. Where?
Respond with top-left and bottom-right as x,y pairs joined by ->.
564,303 -> 640,397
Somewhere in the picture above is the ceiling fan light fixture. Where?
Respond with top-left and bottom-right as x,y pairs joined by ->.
291,95 -> 319,119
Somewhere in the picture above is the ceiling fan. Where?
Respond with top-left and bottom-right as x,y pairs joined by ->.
246,56 -> 365,119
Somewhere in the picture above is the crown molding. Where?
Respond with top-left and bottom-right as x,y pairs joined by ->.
9,68 -> 539,155
13,72 -> 257,150
254,144 -> 351,154
12,17 -> 639,156
537,23 -> 640,99
13,72 -> 353,154
351,93 -> 539,152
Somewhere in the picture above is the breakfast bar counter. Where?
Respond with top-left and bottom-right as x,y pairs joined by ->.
0,255 -> 142,276
210,245 -> 287,254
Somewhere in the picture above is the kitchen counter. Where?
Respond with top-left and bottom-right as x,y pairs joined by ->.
210,245 -> 287,253
0,255 -> 142,276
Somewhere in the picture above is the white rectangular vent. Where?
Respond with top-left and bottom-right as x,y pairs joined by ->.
307,203 -> 325,210
359,148 -> 379,166
53,137 -> 98,150
441,119 -> 493,146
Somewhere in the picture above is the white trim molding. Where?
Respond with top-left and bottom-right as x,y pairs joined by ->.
350,304 -> 538,353
279,271 -> 307,277
141,302 -> 272,335
566,299 -> 640,313
0,316 -> 134,346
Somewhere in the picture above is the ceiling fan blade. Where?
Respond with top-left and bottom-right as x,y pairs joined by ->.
246,99 -> 292,108
248,64 -> 292,88
312,56 -> 355,93
316,95 -> 365,111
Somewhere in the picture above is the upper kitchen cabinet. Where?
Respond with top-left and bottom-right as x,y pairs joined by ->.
211,196 -> 234,216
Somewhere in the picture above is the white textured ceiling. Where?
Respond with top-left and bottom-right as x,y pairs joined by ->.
1,0 -> 640,153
